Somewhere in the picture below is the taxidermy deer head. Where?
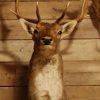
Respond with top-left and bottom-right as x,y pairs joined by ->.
10,0 -> 89,100
10,0 -> 89,56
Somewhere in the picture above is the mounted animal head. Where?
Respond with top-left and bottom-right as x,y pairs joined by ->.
11,0 -> 89,55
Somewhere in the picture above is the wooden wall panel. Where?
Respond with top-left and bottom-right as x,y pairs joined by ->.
66,86 -> 100,100
0,0 -> 78,2
0,87 -> 27,100
0,0 -> 100,100
0,86 -> 100,100
0,62 -> 27,86
0,1 -> 94,20
0,62 -> 100,86
64,61 -> 100,72
64,73 -> 100,85
0,39 -> 100,62
61,39 -> 100,61
0,40 -> 33,62
0,19 -> 99,40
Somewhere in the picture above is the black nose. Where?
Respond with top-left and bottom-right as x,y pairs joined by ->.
41,37 -> 52,45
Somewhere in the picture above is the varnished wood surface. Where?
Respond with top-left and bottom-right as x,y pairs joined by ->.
0,0 -> 78,2
0,86 -> 100,100
0,19 -> 99,40
0,39 -> 100,62
0,1 -> 94,20
0,0 -> 100,100
1,62 -> 100,86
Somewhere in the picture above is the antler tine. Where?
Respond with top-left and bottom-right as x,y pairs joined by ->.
55,2 -> 70,24
10,0 -> 40,24
10,0 -> 21,19
15,0 -> 20,19
36,2 -> 41,22
76,0 -> 89,22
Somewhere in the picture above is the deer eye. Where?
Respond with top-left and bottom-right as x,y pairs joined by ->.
34,29 -> 39,34
58,31 -> 62,35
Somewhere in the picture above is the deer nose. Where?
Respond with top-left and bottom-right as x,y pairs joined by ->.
41,37 -> 53,45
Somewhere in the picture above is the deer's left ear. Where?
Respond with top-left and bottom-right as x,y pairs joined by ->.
61,20 -> 77,39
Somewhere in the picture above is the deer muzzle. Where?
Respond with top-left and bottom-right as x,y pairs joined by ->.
40,36 -> 53,45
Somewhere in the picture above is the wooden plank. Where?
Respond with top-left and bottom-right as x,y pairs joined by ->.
0,1 -> 94,20
61,39 -> 100,61
0,0 -> 78,2
0,87 -> 27,100
64,61 -> 100,72
0,19 -> 100,40
1,62 -> 100,86
0,86 -> 100,100
64,62 -> 100,86
64,72 -> 100,85
0,62 -> 28,86
0,40 -> 33,62
0,39 -> 100,62
66,86 -> 100,100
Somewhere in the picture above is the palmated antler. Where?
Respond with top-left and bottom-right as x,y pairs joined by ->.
55,2 -> 70,23
10,0 -> 41,24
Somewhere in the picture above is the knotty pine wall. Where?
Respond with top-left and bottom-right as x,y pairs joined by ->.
0,0 -> 100,100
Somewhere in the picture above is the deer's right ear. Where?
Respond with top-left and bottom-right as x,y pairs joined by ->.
19,18 -> 34,36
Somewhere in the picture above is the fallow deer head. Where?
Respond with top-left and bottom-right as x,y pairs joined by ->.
10,0 -> 89,54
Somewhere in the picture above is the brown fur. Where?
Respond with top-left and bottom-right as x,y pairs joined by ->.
11,0 -> 89,100
32,22 -> 62,57
28,22 -> 65,100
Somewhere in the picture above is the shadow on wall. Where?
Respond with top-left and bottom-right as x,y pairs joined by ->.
89,4 -> 100,36
0,2 -> 28,100
53,1 -> 100,55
